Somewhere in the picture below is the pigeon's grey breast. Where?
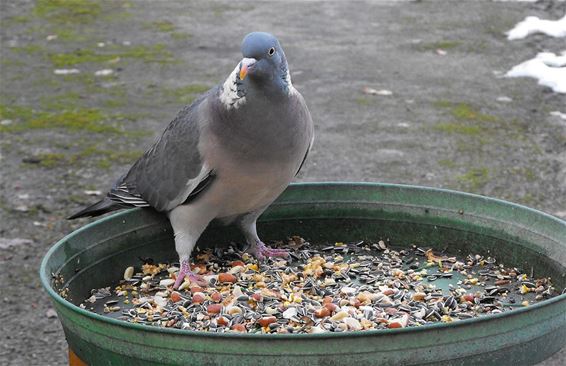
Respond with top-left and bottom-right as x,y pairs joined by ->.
209,89 -> 312,168
114,90 -> 216,212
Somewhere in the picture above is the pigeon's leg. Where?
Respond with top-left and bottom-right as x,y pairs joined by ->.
175,258 -> 208,289
247,240 -> 290,260
238,209 -> 290,261
169,206 -> 213,289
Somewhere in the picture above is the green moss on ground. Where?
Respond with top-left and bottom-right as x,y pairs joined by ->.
438,159 -> 457,168
148,20 -> 176,33
355,97 -> 371,106
23,145 -> 143,169
103,99 -> 127,109
171,32 -> 192,41
164,84 -> 211,104
457,167 -> 489,191
509,167 -> 536,182
516,193 -> 538,206
11,44 -> 45,54
34,0 -> 102,24
50,28 -> 89,42
1,58 -> 26,67
27,152 -> 66,168
49,44 -> 175,67
0,104 -> 35,122
434,101 -> 499,123
419,40 -> 461,51
71,145 -> 142,169
40,92 -> 84,110
434,123 -> 481,135
4,15 -> 32,24
0,104 -> 126,134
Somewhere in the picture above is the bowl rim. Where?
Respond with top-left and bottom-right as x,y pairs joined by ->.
40,181 -> 566,340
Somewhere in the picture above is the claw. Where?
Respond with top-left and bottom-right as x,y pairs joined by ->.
174,259 -> 208,289
187,272 -> 208,287
247,241 -> 290,261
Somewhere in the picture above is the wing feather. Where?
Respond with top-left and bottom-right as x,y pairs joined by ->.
109,91 -> 216,212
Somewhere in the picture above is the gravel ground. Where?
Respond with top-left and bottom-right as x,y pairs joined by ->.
0,0 -> 564,365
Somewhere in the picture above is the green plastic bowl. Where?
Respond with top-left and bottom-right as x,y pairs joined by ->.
41,183 -> 566,365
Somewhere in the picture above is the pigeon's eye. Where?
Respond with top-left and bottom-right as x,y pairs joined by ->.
268,47 -> 275,56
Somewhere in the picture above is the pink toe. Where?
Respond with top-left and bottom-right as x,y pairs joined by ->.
173,274 -> 185,289
189,274 -> 208,287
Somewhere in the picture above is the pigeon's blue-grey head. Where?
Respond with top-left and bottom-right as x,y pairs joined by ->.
238,32 -> 290,92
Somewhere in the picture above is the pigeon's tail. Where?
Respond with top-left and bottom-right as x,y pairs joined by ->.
67,198 -> 123,220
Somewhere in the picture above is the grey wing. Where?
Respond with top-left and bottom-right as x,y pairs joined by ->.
109,93 -> 215,212
295,136 -> 313,176
294,92 -> 314,176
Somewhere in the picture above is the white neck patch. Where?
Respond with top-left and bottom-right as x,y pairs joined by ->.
219,63 -> 297,109
219,64 -> 246,109
285,69 -> 299,96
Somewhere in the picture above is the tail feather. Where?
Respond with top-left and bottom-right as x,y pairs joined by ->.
67,198 -> 123,220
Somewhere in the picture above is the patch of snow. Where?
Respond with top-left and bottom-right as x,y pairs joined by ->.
496,96 -> 513,102
507,15 -> 566,40
363,87 -> 393,96
54,69 -> 80,75
550,111 -> 566,120
506,51 -> 566,94
94,69 -> 114,76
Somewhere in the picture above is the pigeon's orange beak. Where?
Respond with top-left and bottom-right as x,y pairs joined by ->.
239,58 -> 256,80
239,65 -> 248,80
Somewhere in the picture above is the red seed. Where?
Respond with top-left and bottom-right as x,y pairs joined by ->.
207,304 -> 222,314
258,316 -> 277,327
218,273 -> 237,283
461,294 -> 474,302
388,314 -> 408,328
324,303 -> 337,312
231,260 -> 245,267
170,291 -> 181,303
382,289 -> 395,296
314,308 -> 330,318
192,293 -> 205,304
211,292 -> 223,302
231,324 -> 247,332
350,298 -> 362,308
322,296 -> 333,304
385,307 -> 398,315
166,319 -> 177,327
217,316 -> 229,326
190,286 -> 204,293
251,293 -> 263,302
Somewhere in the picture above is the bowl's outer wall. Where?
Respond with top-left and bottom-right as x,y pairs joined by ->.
41,183 -> 566,366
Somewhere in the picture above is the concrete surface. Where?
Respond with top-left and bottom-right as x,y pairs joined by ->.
0,0 -> 564,365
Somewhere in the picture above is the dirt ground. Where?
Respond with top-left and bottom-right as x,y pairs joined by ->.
1,0 -> 565,365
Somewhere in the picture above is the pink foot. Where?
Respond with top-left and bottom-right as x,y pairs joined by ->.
247,241 -> 290,261
173,259 -> 208,289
